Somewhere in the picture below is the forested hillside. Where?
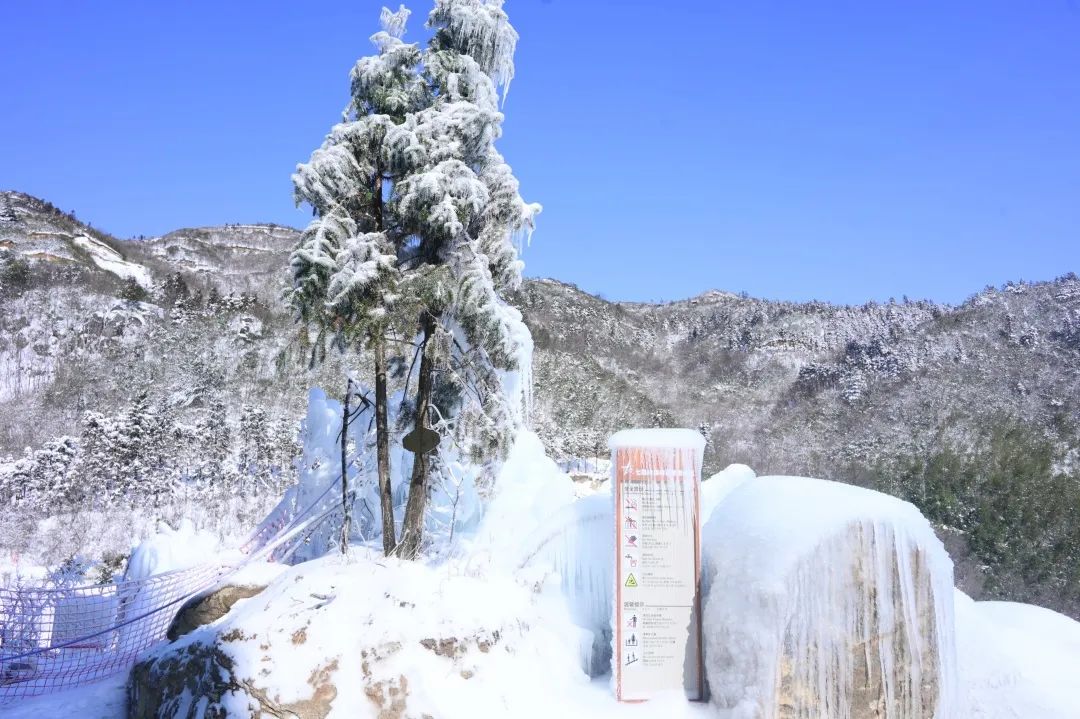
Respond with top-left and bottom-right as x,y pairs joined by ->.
2,189 -> 1077,615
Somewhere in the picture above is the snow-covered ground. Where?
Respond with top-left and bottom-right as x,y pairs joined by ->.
71,234 -> 152,287
956,590 -> 1080,718
8,553 -> 1079,718
4,454 -> 1079,718
3,672 -> 128,719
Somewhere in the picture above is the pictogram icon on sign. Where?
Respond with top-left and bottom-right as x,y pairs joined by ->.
624,573 -> 639,588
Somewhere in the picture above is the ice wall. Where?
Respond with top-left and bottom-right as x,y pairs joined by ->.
482,431 -> 607,674
290,386 -> 489,561
702,476 -> 957,719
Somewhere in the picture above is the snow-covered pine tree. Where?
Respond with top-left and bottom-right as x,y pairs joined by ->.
195,399 -> 231,499
290,0 -> 538,560
290,5 -> 428,557
3,449 -> 34,509
31,436 -> 80,507
79,410 -> 117,507
114,392 -> 171,507
393,0 -> 540,558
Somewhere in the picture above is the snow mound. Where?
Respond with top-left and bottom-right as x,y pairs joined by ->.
132,550 -> 589,718
124,520 -> 220,581
701,463 -> 756,522
955,590 -> 1080,718
702,476 -> 957,719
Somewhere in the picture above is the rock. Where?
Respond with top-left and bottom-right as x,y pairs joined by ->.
703,476 -> 958,719
166,583 -> 267,641
128,639 -> 338,719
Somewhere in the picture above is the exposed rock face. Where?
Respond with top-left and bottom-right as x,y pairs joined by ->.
775,531 -> 943,719
128,639 -> 338,719
166,583 -> 267,641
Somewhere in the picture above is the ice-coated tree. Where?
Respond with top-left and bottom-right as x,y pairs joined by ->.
389,0 -> 539,558
290,4 -> 428,556
290,0 -> 538,560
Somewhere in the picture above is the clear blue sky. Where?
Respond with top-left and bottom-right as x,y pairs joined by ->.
2,1 -> 1078,304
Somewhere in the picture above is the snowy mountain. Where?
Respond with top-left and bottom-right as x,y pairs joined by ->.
520,276 -> 1080,476
1,189 -> 1078,615
137,224 -> 299,294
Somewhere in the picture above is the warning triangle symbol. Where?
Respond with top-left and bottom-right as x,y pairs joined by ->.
624,573 -> 639,588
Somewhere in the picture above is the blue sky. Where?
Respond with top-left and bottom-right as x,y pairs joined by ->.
2,1 -> 1077,304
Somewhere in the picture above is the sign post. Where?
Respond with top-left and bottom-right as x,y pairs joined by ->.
610,429 -> 705,702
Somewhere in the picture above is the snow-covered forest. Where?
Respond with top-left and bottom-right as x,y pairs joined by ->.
4,193 -> 1078,618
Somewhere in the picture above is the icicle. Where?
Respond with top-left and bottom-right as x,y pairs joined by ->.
428,0 -> 519,103
515,493 -> 613,675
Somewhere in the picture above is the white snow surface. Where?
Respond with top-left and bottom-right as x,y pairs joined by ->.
9,459 -> 1080,718
1,671 -> 127,719
701,463 -> 756,520
609,428 -> 707,453
955,590 -> 1080,718
71,234 -> 152,287
122,519 -> 221,581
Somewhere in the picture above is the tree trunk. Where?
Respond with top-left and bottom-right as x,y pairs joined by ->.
397,311 -> 437,560
370,166 -> 397,557
340,378 -> 352,555
374,332 -> 396,556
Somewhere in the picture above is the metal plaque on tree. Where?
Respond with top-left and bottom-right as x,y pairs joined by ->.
403,426 -> 440,455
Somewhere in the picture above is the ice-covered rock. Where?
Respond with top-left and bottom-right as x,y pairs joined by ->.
702,476 -> 957,719
701,463 -> 756,522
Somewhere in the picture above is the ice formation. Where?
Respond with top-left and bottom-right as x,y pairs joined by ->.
702,476 -> 957,719
123,520 -> 219,581
480,428 -> 608,674
701,463 -> 756,521
290,387 -> 478,560
290,379 -> 544,562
